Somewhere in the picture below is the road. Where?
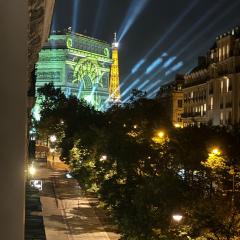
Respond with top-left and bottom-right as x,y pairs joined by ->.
35,164 -> 120,240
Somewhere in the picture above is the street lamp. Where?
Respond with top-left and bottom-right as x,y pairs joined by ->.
28,164 -> 36,177
50,135 -> 57,143
172,214 -> 183,222
100,155 -> 107,162
158,131 -> 165,138
211,147 -> 221,155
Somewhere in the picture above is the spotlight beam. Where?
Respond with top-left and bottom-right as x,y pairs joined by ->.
166,1 -> 224,55
175,0 -> 240,59
118,0 -> 149,41
72,0 -> 81,32
133,0 -> 240,94
131,59 -> 145,74
146,58 -> 163,74
92,0 -> 106,37
119,0 -> 224,95
51,12 -> 57,31
144,0 -> 200,59
120,0 -> 199,91
121,78 -> 141,98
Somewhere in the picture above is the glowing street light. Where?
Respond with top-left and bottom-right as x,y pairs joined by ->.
28,164 -> 36,176
211,147 -> 221,155
100,155 -> 107,161
158,131 -> 165,138
172,214 -> 183,222
133,124 -> 138,129
50,135 -> 57,143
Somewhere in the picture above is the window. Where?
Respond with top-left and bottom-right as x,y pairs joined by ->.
177,100 -> 183,108
191,91 -> 193,99
204,103 -> 207,112
210,97 -> 213,110
221,80 -> 223,93
220,112 -> 224,124
211,51 -> 214,59
226,77 -> 229,92
219,48 -> 222,61
226,44 -> 230,57
223,46 -> 226,59
201,105 -> 204,116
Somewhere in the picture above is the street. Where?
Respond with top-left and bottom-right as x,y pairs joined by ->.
35,164 -> 120,240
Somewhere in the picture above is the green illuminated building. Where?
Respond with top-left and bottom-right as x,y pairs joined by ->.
35,30 -> 112,111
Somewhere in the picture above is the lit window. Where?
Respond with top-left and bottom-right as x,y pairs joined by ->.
219,48 -> 222,61
191,91 -> 193,98
220,112 -> 224,124
204,103 -> 207,111
201,105 -> 204,116
223,46 -> 225,59
210,97 -> 213,110
221,80 -> 223,93
226,77 -> 229,92
211,52 -> 214,59
226,44 -> 230,57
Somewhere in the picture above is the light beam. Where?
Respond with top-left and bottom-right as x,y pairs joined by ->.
72,0 -> 81,32
118,0 -> 149,42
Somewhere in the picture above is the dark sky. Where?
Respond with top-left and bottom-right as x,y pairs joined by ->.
52,0 -> 240,98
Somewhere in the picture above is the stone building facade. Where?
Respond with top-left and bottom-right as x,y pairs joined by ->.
157,75 -> 184,127
182,26 -> 240,127
158,26 -> 240,128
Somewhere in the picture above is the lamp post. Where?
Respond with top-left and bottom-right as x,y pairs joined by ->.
50,135 -> 57,143
49,135 -> 57,168
172,214 -> 191,239
28,163 -> 36,178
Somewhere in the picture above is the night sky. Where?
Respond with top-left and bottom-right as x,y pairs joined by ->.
52,0 -> 240,99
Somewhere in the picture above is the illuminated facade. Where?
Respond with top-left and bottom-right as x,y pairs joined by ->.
109,33 -> 121,102
182,26 -> 240,127
158,75 -> 184,127
35,30 -> 112,110
158,26 -> 240,128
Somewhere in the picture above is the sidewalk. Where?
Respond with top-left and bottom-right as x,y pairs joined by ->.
37,165 -> 120,240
